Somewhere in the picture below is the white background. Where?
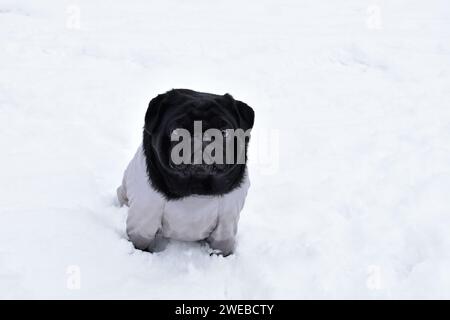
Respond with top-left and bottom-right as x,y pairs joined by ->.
1,0 -> 450,298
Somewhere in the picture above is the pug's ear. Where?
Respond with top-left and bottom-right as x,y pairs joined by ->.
235,100 -> 255,131
144,92 -> 168,134
223,94 -> 255,131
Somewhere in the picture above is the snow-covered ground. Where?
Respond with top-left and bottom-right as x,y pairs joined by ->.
1,0 -> 450,299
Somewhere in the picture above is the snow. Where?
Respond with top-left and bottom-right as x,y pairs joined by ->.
1,0 -> 450,299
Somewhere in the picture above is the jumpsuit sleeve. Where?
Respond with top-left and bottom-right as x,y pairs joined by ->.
208,174 -> 250,256
119,145 -> 165,251
126,197 -> 164,251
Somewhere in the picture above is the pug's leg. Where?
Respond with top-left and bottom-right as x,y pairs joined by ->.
117,185 -> 128,207
117,176 -> 129,207
126,201 -> 162,252
207,238 -> 236,257
207,213 -> 240,257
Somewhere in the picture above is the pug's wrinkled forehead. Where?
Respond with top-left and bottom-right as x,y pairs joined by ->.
144,89 -> 254,135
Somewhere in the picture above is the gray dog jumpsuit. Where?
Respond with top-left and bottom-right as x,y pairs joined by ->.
117,145 -> 250,255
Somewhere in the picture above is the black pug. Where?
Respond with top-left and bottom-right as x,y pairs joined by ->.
117,89 -> 254,256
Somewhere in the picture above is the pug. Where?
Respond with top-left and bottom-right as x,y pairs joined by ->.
117,89 -> 254,256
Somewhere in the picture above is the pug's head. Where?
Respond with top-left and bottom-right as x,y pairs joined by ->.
142,89 -> 255,200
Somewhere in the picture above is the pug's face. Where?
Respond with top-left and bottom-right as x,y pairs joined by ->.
142,89 -> 255,200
